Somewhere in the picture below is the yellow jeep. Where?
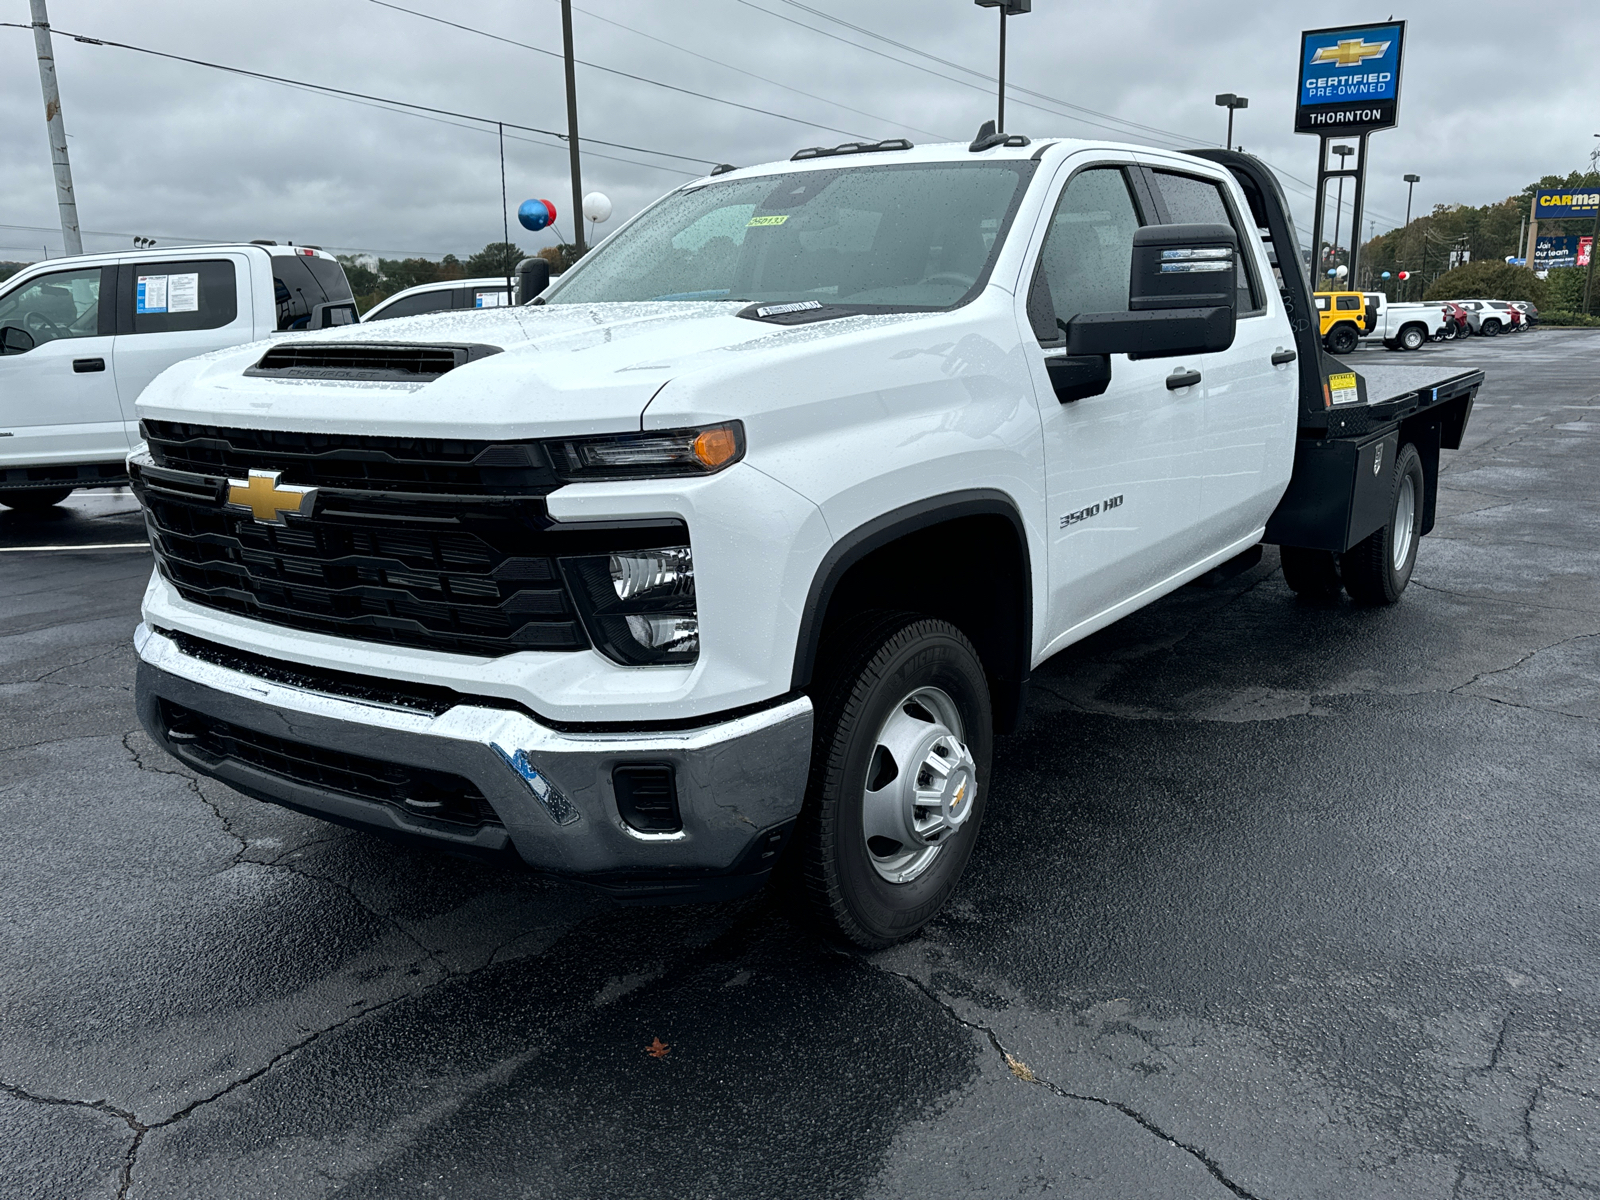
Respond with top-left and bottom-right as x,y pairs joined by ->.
1313,291 -> 1369,356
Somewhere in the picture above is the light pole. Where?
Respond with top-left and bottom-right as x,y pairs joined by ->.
1329,144 -> 1354,278
974,0 -> 1030,131
28,0 -> 81,257
1403,174 -> 1420,299
1214,94 -> 1248,150
560,0 -> 585,257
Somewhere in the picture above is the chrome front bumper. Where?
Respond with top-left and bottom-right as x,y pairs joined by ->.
134,625 -> 813,892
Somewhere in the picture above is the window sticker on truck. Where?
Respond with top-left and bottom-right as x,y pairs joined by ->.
1328,372 -> 1360,407
747,214 -> 789,227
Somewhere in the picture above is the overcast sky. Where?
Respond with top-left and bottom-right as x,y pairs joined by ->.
3,1 -> 1597,264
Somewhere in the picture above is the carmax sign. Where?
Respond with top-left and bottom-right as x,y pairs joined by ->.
1534,189 -> 1600,220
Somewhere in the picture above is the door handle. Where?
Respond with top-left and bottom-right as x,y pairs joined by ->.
73,357 -> 106,373
1166,368 -> 1201,391
1270,347 -> 1297,366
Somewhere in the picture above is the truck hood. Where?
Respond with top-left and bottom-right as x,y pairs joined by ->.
136,301 -> 922,439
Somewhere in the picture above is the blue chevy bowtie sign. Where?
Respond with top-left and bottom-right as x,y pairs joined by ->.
1295,23 -> 1406,134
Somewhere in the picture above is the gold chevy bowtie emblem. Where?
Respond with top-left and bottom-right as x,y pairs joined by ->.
225,469 -> 317,524
1311,38 -> 1390,68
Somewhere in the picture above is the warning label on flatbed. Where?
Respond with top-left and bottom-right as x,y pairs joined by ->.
1328,372 -> 1360,407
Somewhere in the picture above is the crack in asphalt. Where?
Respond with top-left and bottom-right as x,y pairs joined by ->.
878,967 -> 1271,1200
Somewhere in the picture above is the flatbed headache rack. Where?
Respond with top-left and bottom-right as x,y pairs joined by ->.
1187,149 -> 1485,558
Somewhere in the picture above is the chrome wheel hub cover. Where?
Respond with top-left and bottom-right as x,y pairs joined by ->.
861,686 -> 976,884
1393,474 -> 1417,571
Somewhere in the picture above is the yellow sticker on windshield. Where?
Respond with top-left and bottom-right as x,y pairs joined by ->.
747,214 -> 789,227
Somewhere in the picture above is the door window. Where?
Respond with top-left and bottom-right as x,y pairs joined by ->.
128,260 -> 238,334
1335,295 -> 1362,311
368,289 -> 456,320
1150,171 -> 1262,314
1027,166 -> 1144,343
0,268 -> 104,347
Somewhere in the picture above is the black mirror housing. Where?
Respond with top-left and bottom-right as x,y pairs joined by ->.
0,325 -> 35,355
1062,222 -> 1240,360
309,301 -> 360,329
516,257 -> 551,304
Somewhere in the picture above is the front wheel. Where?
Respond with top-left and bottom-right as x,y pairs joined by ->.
799,614 -> 992,948
1326,324 -> 1360,356
1399,325 -> 1427,351
1343,443 -> 1424,605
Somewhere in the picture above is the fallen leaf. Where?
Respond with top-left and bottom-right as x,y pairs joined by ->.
645,1037 -> 671,1059
1004,1052 -> 1035,1082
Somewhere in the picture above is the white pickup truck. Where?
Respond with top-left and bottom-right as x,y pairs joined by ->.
0,243 -> 353,510
129,136 -> 1481,946
1359,293 -> 1451,351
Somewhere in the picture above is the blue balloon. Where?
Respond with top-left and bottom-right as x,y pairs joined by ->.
1328,268 -> 1338,276
517,198 -> 552,232
1381,271 -> 1391,278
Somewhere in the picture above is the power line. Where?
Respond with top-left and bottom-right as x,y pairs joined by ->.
566,2 -> 950,142
368,0 -> 869,141
0,20 -> 718,168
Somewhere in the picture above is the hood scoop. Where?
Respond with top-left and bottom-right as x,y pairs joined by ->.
246,342 -> 503,382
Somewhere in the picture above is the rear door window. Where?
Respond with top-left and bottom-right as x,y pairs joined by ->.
126,259 -> 238,334
1149,170 -> 1262,315
1336,295 -> 1361,311
367,289 -> 456,321
468,287 -> 510,309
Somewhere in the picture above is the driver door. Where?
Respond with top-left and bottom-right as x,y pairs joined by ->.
0,265 -> 126,469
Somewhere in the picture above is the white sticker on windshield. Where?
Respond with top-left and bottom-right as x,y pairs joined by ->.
136,275 -> 168,314
475,291 -> 507,308
166,273 -> 200,313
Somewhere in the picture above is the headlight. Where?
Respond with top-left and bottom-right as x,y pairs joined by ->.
562,545 -> 699,666
544,423 -> 744,481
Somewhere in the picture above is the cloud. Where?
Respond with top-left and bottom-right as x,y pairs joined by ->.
2,1 -> 1593,262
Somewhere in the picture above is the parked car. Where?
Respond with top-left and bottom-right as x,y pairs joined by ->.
127,140 -> 1485,946
1436,302 -> 1470,341
0,243 -> 353,510
365,275 -> 542,322
1488,300 -> 1523,332
1312,289 -> 1369,354
1358,292 -> 1448,351
1509,300 -> 1539,328
1453,300 -> 1513,337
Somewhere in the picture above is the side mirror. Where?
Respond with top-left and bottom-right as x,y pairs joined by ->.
1066,223 -> 1239,359
309,301 -> 360,329
516,257 -> 551,304
0,325 -> 35,355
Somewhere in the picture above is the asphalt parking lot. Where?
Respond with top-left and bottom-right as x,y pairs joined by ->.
4,329 -> 1598,1200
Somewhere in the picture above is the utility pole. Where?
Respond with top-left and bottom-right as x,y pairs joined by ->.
560,0 -> 585,257
1215,94 -> 1248,150
975,1 -> 1029,131
29,0 -> 81,257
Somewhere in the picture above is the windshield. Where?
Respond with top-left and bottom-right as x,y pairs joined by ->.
546,160 -> 1035,312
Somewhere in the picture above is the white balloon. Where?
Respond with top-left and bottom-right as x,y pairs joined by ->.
1334,264 -> 1349,279
582,192 -> 613,223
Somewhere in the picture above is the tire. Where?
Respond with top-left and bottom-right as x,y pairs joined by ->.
1481,320 -> 1500,337
1441,323 -> 1457,341
799,613 -> 993,948
0,487 -> 73,510
1280,546 -> 1342,598
1326,324 -> 1360,355
1342,443 -> 1424,605
1399,325 -> 1427,351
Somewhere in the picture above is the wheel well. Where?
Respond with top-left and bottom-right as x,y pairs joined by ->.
793,504 -> 1031,733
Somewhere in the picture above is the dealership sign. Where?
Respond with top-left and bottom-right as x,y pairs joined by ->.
1533,189 -> 1600,221
1533,236 -> 1593,270
1295,23 -> 1406,133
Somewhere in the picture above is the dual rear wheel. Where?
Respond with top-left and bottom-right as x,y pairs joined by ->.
1281,442 -> 1424,605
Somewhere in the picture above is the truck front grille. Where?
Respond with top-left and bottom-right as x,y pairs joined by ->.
158,699 -> 501,829
141,420 -> 558,496
132,447 -> 688,659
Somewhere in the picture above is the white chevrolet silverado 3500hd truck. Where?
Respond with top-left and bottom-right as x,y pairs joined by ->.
129,137 -> 1482,947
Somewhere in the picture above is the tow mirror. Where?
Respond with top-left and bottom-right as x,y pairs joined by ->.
516,257 -> 551,304
309,301 -> 360,329
1065,223 -> 1239,359
0,325 -> 35,355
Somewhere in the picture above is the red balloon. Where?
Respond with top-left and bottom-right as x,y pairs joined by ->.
1397,271 -> 1410,280
539,199 -> 558,224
